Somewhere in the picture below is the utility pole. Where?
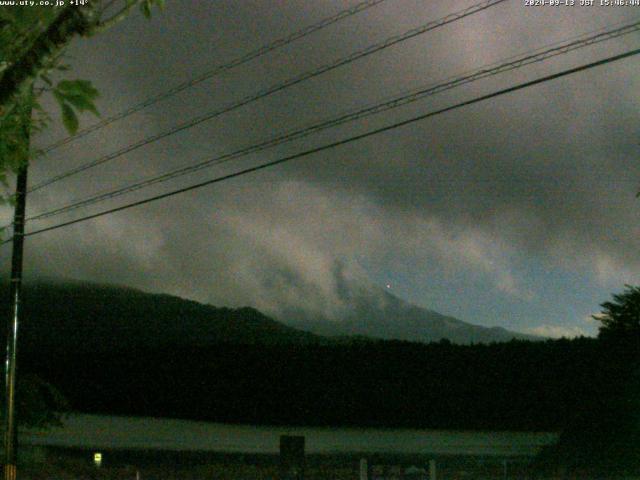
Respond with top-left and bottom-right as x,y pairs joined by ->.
3,95 -> 31,480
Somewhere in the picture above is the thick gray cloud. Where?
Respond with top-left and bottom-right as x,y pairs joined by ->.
4,0 -> 639,336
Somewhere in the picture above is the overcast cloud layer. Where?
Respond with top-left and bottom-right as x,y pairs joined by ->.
2,0 -> 639,338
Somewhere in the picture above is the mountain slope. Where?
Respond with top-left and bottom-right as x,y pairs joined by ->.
280,281 -> 537,344
0,279 -> 536,353
0,280 -> 321,353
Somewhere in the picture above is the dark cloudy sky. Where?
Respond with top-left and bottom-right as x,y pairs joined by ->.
2,0 -> 639,337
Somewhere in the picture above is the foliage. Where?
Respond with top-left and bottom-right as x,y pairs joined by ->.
0,374 -> 68,429
141,0 -> 165,18
0,92 -> 34,196
535,363 -> 640,477
52,79 -> 100,134
594,284 -> 640,342
533,286 -> 640,477
23,337 -> 608,431
0,0 -> 165,198
0,7 -> 59,75
0,0 -> 164,430
0,7 -> 98,133
16,374 -> 68,428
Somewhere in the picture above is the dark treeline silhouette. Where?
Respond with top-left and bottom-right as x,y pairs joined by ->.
3,281 -> 636,436
20,336 -> 612,431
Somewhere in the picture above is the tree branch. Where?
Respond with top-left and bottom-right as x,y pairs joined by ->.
94,0 -> 142,34
0,5 -> 98,115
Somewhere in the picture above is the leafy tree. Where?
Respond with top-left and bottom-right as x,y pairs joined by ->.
0,0 -> 164,201
0,0 -> 164,431
594,284 -> 640,343
534,287 -> 640,477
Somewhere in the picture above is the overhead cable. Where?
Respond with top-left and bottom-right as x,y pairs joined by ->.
26,19 -> 640,223
38,0 -> 391,155
8,46 -> 638,243
29,0 -> 507,193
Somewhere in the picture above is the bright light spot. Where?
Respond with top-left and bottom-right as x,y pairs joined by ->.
94,452 -> 102,467
386,284 -> 391,289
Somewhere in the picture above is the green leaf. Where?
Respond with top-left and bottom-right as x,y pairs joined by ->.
141,0 -> 152,18
61,102 -> 78,135
53,79 -> 100,119
61,93 -> 99,116
52,89 -> 64,105
56,79 -> 98,100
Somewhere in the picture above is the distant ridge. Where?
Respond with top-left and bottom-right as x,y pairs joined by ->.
0,280 -> 321,353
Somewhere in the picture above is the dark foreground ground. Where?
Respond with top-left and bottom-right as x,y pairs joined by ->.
14,455 -> 575,480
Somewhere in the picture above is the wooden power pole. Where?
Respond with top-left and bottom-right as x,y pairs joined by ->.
3,96 -> 31,480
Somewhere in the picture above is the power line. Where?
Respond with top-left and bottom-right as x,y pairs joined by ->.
8,46 -> 638,244
25,19 -> 640,223
37,0 -> 390,156
29,0 -> 507,193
